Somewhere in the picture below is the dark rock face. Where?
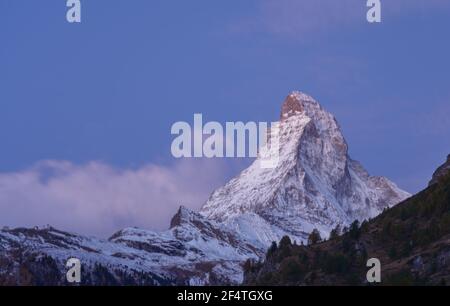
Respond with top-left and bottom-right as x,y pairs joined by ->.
429,154 -> 450,186
280,94 -> 304,120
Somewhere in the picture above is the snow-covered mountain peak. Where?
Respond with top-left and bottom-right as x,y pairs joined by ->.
201,91 -> 410,242
170,205 -> 195,229
280,92 -> 348,158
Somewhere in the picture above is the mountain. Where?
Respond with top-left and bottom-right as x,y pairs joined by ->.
244,154 -> 450,286
0,91 -> 409,285
201,92 -> 409,241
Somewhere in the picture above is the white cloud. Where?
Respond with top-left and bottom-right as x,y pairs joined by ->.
0,159 -> 229,237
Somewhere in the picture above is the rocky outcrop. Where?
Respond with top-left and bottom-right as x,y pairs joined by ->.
429,154 -> 450,186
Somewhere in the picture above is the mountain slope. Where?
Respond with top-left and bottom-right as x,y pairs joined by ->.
244,156 -> 450,286
0,207 -> 261,285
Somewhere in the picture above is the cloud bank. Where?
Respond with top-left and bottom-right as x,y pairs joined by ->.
0,159 -> 228,237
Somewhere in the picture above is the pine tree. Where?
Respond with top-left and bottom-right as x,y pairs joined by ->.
329,225 -> 342,240
307,229 -> 322,245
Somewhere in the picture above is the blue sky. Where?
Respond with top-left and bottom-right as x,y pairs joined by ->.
0,1 -> 449,235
